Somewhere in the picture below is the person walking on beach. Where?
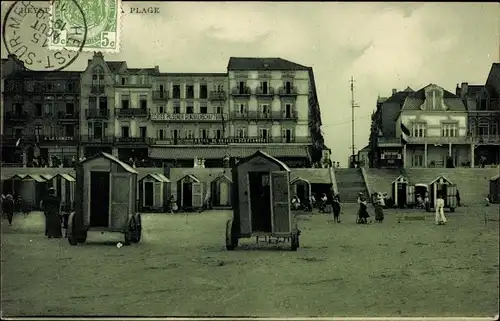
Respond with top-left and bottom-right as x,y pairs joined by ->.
41,187 -> 63,238
357,192 -> 370,224
435,191 -> 447,225
3,194 -> 15,226
332,194 -> 342,223
374,192 -> 385,223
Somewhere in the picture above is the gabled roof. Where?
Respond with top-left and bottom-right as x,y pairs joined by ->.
227,57 -> 309,71
429,175 -> 454,186
140,173 -> 170,183
290,176 -> 310,184
401,84 -> 466,112
178,174 -> 200,182
79,152 -> 137,174
212,174 -> 232,183
106,61 -> 126,73
392,175 -> 409,184
237,150 -> 291,172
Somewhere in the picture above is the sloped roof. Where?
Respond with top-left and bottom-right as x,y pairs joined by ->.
401,85 -> 466,112
106,61 -> 125,73
237,150 -> 291,172
290,169 -> 331,184
429,175 -> 454,186
212,174 -> 232,183
227,57 -> 309,71
79,152 -> 138,174
178,174 -> 200,182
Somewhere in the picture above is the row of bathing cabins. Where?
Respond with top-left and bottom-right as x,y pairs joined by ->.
0,165 -> 335,213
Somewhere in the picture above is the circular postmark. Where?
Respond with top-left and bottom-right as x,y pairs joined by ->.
2,0 -> 88,72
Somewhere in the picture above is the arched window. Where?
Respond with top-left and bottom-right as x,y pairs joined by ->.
478,118 -> 489,136
92,66 -> 104,85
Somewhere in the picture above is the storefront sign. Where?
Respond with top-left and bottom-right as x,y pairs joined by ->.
151,113 -> 226,121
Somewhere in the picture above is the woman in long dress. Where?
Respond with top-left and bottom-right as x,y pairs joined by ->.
357,192 -> 370,224
375,192 -> 385,223
41,187 -> 63,238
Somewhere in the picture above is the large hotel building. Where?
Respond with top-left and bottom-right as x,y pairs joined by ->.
1,53 -> 325,168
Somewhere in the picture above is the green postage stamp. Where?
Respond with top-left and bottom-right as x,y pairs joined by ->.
49,0 -> 122,53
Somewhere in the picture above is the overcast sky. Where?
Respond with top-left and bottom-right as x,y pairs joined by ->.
2,2 -> 499,166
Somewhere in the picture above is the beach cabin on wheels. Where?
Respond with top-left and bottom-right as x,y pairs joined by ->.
177,174 -> 204,211
210,174 -> 232,208
8,174 -> 47,209
290,177 -> 311,204
48,173 -> 76,212
67,152 -> 142,246
391,175 -> 413,208
138,173 -> 170,212
428,176 -> 457,212
226,150 -> 300,251
489,175 -> 500,203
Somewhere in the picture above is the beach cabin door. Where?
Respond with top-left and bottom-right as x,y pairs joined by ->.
219,180 -> 229,206
270,171 -> 291,234
406,185 -> 415,206
154,181 -> 162,207
446,184 -> 457,208
192,182 -> 203,208
109,173 -> 130,230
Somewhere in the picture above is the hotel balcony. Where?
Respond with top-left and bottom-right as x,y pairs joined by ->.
85,108 -> 109,119
80,135 -> 114,144
90,85 -> 105,94
115,108 -> 149,118
5,111 -> 29,122
230,111 -> 298,121
405,136 -> 473,145
114,137 -> 155,145
209,91 -> 227,100
231,86 -> 252,96
471,135 -> 500,145
255,87 -> 275,97
150,113 -> 227,122
152,90 -> 169,102
57,111 -> 79,122
278,86 -> 298,96
153,136 -> 311,146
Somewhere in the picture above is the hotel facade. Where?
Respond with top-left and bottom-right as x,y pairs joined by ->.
1,53 -> 325,168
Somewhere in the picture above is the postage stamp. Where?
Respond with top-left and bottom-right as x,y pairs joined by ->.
2,0 -> 87,71
48,0 -> 122,53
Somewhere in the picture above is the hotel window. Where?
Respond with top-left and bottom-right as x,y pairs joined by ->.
282,129 -> 293,143
260,81 -> 269,94
121,77 -> 127,85
216,129 -> 222,139
411,123 -> 426,137
412,154 -> 424,167
156,129 -> 165,140
140,75 -> 147,85
14,128 -> 23,138
259,128 -> 269,140
44,124 -> 55,137
88,97 -> 97,109
34,125 -> 42,136
216,106 -> 222,114
238,103 -> 246,114
186,85 -> 194,99
185,129 -> 194,139
260,104 -> 270,114
99,97 -> 107,110
285,81 -> 292,93
65,125 -> 74,137
44,103 -> 55,116
491,122 -> 498,135
285,104 -> 292,118
172,85 -> 181,99
139,95 -> 147,110
66,82 -> 74,92
236,127 -> 247,138
478,120 -> 489,136
66,103 -> 74,115
238,81 -> 246,93
171,129 -> 180,140
35,103 -> 42,117
479,98 -> 488,110
156,106 -> 165,113
139,127 -> 147,138
199,84 -> 208,99
199,129 -> 208,139
186,105 -> 194,114
441,123 -> 457,137
200,105 -> 207,114
173,103 -> 181,114
121,126 -> 130,138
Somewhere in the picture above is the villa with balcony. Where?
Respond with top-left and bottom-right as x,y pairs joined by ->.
396,84 -> 472,168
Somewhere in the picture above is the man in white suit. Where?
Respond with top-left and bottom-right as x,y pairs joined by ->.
435,191 -> 447,225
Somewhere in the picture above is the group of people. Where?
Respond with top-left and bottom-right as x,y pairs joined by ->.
1,193 -> 29,226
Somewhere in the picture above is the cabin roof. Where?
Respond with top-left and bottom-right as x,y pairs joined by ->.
141,173 -> 170,183
178,174 -> 200,182
237,150 -> 291,172
429,175 -> 454,185
212,174 -> 233,183
79,152 -> 138,174
56,173 -> 76,182
392,175 -> 409,184
290,176 -> 310,184
490,175 -> 499,182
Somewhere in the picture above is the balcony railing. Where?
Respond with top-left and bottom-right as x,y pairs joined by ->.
5,111 -> 29,121
405,136 -> 473,144
115,108 -> 149,118
90,85 -> 105,94
231,86 -> 252,96
278,86 -> 298,96
230,111 -> 298,121
86,109 -> 109,119
57,111 -> 79,120
114,137 -> 154,144
154,136 -> 311,145
471,135 -> 500,144
209,91 -> 227,100
150,113 -> 227,122
80,135 -> 114,144
255,87 -> 275,96
152,90 -> 169,101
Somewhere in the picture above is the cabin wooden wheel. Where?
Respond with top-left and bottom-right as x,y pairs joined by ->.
67,212 -> 78,246
225,219 -> 238,250
290,232 -> 299,251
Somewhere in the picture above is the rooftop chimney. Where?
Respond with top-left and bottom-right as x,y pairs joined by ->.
392,88 -> 397,95
460,82 -> 468,98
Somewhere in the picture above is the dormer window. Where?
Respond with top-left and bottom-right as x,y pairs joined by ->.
92,66 -> 104,86
425,88 -> 443,110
